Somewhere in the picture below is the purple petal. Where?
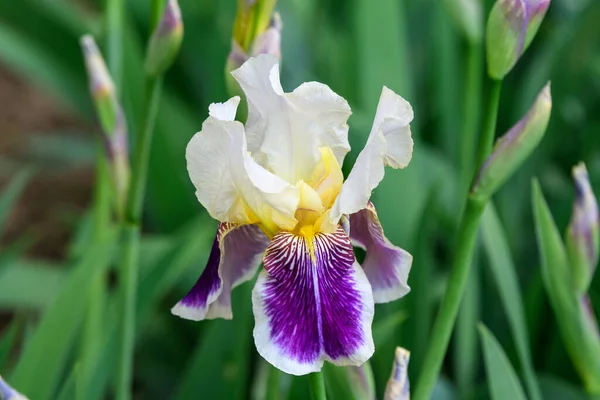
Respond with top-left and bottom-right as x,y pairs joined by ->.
350,203 -> 412,303
252,226 -> 374,375
172,222 -> 269,320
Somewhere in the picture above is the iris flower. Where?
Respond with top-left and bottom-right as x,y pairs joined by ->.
172,54 -> 414,375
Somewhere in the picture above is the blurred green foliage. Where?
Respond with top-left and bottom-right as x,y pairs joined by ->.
0,0 -> 599,399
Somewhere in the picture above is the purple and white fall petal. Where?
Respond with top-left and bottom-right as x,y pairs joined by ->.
172,223 -> 269,320
351,203 -> 412,303
252,227 -> 374,375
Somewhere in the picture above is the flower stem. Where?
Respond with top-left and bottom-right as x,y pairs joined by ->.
474,78 -> 502,172
266,365 -> 281,400
413,196 -> 486,400
413,77 -> 503,400
115,75 -> 162,400
308,371 -> 327,400
459,43 -> 483,193
106,0 -> 124,90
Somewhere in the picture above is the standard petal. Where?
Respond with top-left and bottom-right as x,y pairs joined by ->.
252,227 -> 374,375
186,100 -> 299,232
231,54 -> 352,183
172,223 -> 269,320
350,204 -> 412,303
330,87 -> 413,222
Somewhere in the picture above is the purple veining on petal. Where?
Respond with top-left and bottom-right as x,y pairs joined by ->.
253,226 -> 374,374
172,222 -> 268,320
207,223 -> 270,318
350,204 -> 412,303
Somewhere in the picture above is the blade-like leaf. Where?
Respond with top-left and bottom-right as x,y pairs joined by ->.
532,179 -> 600,392
481,202 -> 541,400
478,324 -> 527,400
0,261 -> 66,310
9,232 -> 116,400
0,169 -> 33,235
0,321 -> 19,371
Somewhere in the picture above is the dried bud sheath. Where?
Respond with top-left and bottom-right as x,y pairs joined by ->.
384,347 -> 411,400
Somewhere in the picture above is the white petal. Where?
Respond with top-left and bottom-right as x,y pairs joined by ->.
330,87 -> 413,222
208,96 -> 240,121
231,54 -> 352,183
186,107 -> 299,231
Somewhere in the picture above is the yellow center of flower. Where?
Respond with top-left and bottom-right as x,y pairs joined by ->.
258,146 -> 344,243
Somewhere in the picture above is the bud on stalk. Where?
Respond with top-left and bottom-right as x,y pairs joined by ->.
144,0 -> 184,77
566,163 -> 599,294
486,0 -> 550,79
472,83 -> 551,203
81,35 -> 130,217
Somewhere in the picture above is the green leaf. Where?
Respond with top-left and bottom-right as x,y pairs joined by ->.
9,232 -> 116,400
0,321 -> 19,371
56,363 -> 83,400
478,324 -> 527,400
0,168 -> 33,235
0,261 -> 66,310
481,202 -> 542,400
538,374 -> 589,400
532,179 -> 600,392
323,363 -> 375,400
174,284 -> 254,400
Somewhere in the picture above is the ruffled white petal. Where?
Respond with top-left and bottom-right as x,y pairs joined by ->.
231,54 -> 352,183
186,98 -> 299,231
330,87 -> 413,222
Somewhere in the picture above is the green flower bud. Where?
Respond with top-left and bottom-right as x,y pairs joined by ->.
566,163 -> 599,294
232,0 -> 277,53
81,35 -> 130,217
144,0 -> 183,77
486,0 -> 550,79
444,0 -> 483,44
472,83 -> 551,203
384,347 -> 410,400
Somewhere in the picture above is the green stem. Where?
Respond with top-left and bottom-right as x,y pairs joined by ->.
266,365 -> 281,400
125,77 -> 163,223
115,76 -> 162,400
413,196 -> 486,400
459,43 -> 483,193
308,371 -> 327,400
473,78 -> 502,173
106,0 -> 124,90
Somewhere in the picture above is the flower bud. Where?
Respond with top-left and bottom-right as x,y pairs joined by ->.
472,82 -> 551,202
232,0 -> 277,52
81,35 -> 130,216
226,11 -> 282,99
444,0 -> 483,44
0,375 -> 28,400
566,163 -> 599,294
486,0 -> 550,79
144,0 -> 183,77
384,347 -> 410,400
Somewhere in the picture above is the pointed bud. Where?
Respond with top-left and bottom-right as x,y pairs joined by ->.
566,163 -> 599,294
233,0 -> 277,52
144,0 -> 183,77
472,83 -> 551,202
384,347 -> 411,400
486,0 -> 550,79
444,0 -> 483,44
226,12 -> 282,99
0,375 -> 28,400
80,35 -> 130,217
